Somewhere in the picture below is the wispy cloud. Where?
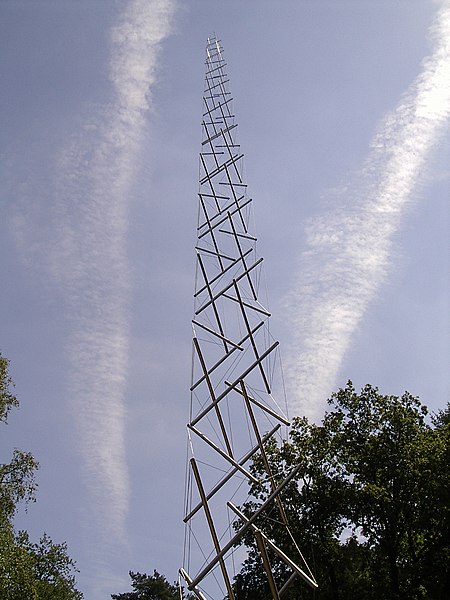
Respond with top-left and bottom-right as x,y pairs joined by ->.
285,1 -> 450,422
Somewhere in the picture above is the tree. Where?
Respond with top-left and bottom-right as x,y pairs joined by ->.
328,384 -> 448,599
111,570 -> 190,600
0,528 -> 83,600
0,353 -> 38,525
0,352 -> 83,599
234,382 -> 449,599
0,448 -> 38,524
0,354 -> 19,423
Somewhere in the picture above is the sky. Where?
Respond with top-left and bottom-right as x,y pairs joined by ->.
1,1 -> 449,598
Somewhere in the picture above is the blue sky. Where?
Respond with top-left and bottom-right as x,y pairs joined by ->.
1,1 -> 449,598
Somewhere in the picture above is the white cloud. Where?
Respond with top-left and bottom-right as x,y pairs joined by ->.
51,0 -> 176,533
285,1 -> 450,422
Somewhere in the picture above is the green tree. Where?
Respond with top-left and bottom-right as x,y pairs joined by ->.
0,528 -> 83,600
0,352 -> 83,599
111,570 -> 189,600
0,354 -> 19,423
0,353 -> 39,526
234,383 -> 449,600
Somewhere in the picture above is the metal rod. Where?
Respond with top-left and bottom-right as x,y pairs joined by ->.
279,572 -> 298,598
240,380 -> 288,526
218,228 -> 256,241
200,153 -> 243,185
226,382 -> 290,426
202,96 -> 233,118
234,281 -> 270,392
198,193 -> 245,232
199,154 -> 222,214
179,569 -> 208,600
194,246 -> 235,262
190,459 -> 236,600
222,292 -> 270,317
191,321 -> 265,392
196,254 -> 227,349
184,424 -> 280,523
190,341 -> 279,427
229,218 -> 256,299
192,320 -> 243,350
193,337 -> 233,457
202,123 -> 237,146
197,198 -> 252,241
254,529 -> 281,600
194,246 -> 253,297
187,424 -> 257,484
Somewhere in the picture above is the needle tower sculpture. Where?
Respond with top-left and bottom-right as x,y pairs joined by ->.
180,35 -> 318,600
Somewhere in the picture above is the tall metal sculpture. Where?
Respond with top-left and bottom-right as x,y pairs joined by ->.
180,35 -> 318,599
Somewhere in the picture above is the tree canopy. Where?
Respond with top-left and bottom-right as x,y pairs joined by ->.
111,570 -> 189,600
233,382 -> 449,599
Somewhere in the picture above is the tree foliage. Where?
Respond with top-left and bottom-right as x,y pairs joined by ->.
0,352 -> 83,599
0,527 -> 83,600
234,383 -> 449,599
111,570 -> 190,600
0,354 -> 19,424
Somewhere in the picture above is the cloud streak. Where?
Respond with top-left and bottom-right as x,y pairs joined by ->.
45,0 -> 176,591
285,1 -> 450,422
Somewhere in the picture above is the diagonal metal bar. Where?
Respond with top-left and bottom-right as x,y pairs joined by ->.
223,165 -> 246,229
222,292 -> 270,317
192,320 -> 243,350
197,197 -> 252,240
202,97 -> 233,119
198,192 -> 229,201
203,61 -> 228,76
179,569 -> 208,600
197,195 -> 225,270
200,153 -> 243,186
228,214 -> 256,297
190,459 -> 236,600
254,529 -> 281,600
202,123 -> 238,146
199,155 -> 222,212
233,280 -> 270,391
240,380 -> 289,526
183,424 -> 281,523
202,130 -> 223,171
220,122 -> 238,150
187,425 -> 258,484
196,254 -> 227,348
197,194 -> 246,230
191,321 -> 265,392
194,246 -> 235,263
279,572 -> 299,598
219,229 -> 257,241
193,337 -> 233,457
227,381 -> 290,426
218,127 -> 244,182
194,247 -> 253,297
190,341 -> 279,427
